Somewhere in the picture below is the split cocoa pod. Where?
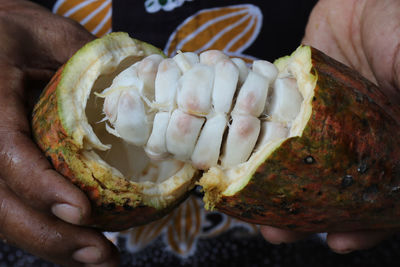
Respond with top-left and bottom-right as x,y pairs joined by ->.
32,32 -> 400,232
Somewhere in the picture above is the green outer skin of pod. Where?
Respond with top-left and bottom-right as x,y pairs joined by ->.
214,47 -> 400,232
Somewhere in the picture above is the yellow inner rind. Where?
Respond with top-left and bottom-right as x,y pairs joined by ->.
55,32 -> 196,210
58,33 -> 144,150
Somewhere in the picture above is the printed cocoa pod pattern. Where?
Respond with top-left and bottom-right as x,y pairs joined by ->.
53,0 -> 112,37
32,32 -> 400,232
165,4 -> 262,59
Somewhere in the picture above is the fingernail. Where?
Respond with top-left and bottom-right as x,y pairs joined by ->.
51,203 -> 82,224
334,248 -> 354,254
86,262 -> 115,267
73,246 -> 102,264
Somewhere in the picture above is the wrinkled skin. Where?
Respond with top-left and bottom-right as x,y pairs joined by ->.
261,0 -> 400,254
0,0 -> 118,266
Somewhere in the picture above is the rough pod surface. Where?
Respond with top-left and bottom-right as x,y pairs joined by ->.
32,32 -> 400,232
202,47 -> 400,232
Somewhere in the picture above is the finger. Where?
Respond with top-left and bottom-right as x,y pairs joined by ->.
0,130 -> 92,225
0,180 -> 119,266
260,225 -> 310,244
326,230 -> 394,254
0,67 -> 92,225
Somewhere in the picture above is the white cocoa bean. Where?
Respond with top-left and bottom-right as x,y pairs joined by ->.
145,112 -> 170,160
191,113 -> 228,170
154,59 -> 181,110
232,71 -> 269,117
166,109 -> 205,160
173,52 -> 199,72
232,58 -> 249,84
212,59 -> 239,114
177,64 -> 214,116
221,115 -> 260,167
137,54 -> 164,101
200,50 -> 229,66
267,77 -> 303,122
99,65 -> 143,123
252,60 -> 278,82
111,89 -> 151,146
102,88 -> 122,123
257,121 -> 289,146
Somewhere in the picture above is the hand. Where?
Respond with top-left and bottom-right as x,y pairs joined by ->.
261,0 -> 400,254
0,0 -> 119,265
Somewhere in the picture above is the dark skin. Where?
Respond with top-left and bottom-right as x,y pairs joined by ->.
0,0 -> 119,266
0,0 -> 398,265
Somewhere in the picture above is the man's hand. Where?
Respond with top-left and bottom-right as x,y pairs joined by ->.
0,0 -> 119,265
261,0 -> 400,254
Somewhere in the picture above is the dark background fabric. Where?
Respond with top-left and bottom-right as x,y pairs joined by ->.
1,230 -> 400,267
111,0 -> 317,61
34,0 -> 317,61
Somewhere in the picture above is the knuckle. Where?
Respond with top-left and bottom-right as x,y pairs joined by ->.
0,133 -> 57,209
35,227 -> 62,251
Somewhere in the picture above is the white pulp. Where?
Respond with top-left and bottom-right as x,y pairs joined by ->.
97,51 -> 303,170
